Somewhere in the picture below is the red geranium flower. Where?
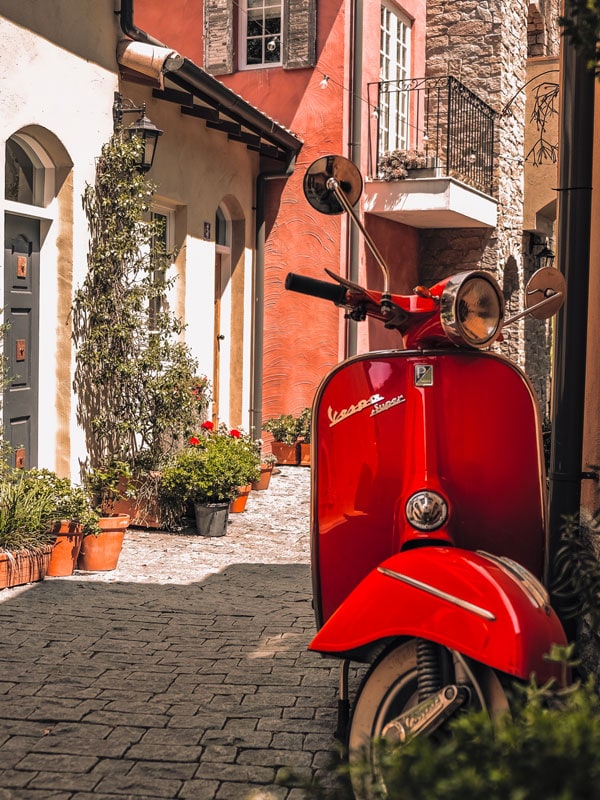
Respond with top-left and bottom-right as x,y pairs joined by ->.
189,436 -> 200,446
201,421 -> 214,431
229,429 -> 241,438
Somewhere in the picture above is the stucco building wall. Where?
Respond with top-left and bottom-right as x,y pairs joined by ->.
0,3 -> 119,477
1,1 -> 268,477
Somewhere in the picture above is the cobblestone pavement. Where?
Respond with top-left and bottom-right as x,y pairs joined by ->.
0,467 -> 349,800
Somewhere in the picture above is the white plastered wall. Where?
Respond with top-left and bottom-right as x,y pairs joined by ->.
0,5 -> 119,478
126,79 -> 259,433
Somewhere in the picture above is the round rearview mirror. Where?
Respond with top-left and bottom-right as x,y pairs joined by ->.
525,267 -> 566,320
303,155 -> 363,215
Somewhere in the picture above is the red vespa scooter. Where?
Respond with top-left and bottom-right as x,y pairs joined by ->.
285,155 -> 568,795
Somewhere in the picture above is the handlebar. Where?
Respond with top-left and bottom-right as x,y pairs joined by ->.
285,272 -> 348,305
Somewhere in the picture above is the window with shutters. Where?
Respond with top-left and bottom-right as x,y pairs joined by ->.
379,4 -> 412,153
204,0 -> 316,74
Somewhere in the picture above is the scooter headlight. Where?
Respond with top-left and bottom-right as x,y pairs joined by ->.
440,271 -> 504,349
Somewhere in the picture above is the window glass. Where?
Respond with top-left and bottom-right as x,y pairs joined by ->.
379,4 -> 412,153
241,0 -> 283,68
149,211 -> 170,332
5,139 -> 35,204
216,207 -> 228,247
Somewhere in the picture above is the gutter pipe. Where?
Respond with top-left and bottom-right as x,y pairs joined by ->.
346,0 -> 363,357
547,27 -> 595,613
252,163 -> 297,439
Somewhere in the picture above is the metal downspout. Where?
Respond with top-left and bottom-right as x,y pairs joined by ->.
118,0 -> 167,47
346,0 -> 363,357
547,30 -> 595,605
252,164 -> 296,439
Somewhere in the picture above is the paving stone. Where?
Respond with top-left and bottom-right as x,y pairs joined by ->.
0,468 -> 346,796
94,773 -> 183,797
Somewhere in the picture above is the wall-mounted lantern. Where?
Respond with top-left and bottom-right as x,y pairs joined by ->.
529,233 -> 556,269
112,91 -> 163,172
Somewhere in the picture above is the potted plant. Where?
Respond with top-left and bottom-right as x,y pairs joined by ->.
252,445 -> 277,491
262,414 -> 301,465
71,132 -> 201,528
160,422 -> 258,535
18,469 -> 100,577
77,459 -> 132,571
0,473 -> 57,590
296,407 -> 312,466
226,427 -> 261,513
378,148 -> 441,181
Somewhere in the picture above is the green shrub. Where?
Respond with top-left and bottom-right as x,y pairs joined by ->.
357,677 -> 600,800
297,658 -> 600,800
19,468 -> 99,535
263,413 -> 300,444
0,475 -> 57,552
297,407 -> 312,443
160,424 -> 260,514
0,469 -> 100,551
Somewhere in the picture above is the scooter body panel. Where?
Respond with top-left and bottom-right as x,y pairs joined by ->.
311,349 -> 548,627
309,547 -> 566,684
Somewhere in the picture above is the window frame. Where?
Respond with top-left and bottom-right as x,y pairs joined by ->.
238,0 -> 284,71
379,3 -> 412,153
203,0 -> 315,74
148,205 -> 175,335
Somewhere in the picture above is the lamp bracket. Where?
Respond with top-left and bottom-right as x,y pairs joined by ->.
113,91 -> 146,129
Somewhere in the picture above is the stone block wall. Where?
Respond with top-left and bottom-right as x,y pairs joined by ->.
421,0 -> 558,411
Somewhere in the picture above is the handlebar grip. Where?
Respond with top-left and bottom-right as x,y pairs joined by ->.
285,272 -> 348,305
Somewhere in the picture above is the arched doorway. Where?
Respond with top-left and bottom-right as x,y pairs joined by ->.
3,128 -> 72,470
212,201 -> 246,428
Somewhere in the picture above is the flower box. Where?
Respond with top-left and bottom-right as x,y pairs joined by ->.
0,546 -> 53,590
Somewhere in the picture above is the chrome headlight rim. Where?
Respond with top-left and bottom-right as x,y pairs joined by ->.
440,271 -> 504,350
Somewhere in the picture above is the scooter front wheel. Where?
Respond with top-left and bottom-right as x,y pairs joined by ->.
348,638 -> 509,799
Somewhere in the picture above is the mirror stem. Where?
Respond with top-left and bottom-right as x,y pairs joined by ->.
503,292 -> 563,327
327,178 -> 391,297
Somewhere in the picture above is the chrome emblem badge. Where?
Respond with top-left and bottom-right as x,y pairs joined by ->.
414,364 -> 433,387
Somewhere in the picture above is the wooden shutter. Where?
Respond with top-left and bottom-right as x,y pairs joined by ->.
283,0 -> 317,69
204,0 -> 234,76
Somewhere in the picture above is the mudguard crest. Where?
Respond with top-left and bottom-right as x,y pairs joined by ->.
309,547 -> 566,684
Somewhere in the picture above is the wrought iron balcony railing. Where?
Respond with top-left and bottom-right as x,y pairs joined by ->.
367,76 -> 496,196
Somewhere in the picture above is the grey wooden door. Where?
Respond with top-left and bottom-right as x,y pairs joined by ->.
3,213 -> 40,469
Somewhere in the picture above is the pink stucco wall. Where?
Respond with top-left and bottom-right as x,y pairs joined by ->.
136,0 -> 426,419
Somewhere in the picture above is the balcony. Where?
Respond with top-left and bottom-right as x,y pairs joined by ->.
365,76 -> 498,229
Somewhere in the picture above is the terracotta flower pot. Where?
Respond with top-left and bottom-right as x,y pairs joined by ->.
47,521 -> 84,577
271,442 -> 299,465
77,514 -> 130,572
299,442 -> 311,466
229,485 -> 252,513
252,463 -> 274,491
111,475 -> 161,528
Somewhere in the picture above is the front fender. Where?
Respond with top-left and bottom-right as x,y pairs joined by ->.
310,547 -> 566,683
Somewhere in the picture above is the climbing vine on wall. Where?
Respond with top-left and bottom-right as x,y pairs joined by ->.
72,133 -> 199,471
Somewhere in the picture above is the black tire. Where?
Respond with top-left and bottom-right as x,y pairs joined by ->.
348,638 -> 509,799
